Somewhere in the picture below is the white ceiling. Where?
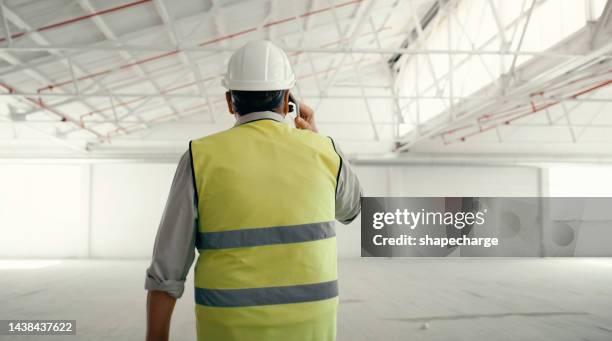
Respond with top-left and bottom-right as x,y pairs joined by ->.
0,0 -> 610,160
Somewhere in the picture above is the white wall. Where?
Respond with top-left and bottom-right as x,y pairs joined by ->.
548,165 -> 612,196
90,163 -> 175,258
0,160 -> 542,259
0,164 -> 87,258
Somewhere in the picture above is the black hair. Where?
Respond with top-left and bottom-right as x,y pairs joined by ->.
230,90 -> 286,116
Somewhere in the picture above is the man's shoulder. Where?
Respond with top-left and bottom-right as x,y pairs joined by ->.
288,125 -> 333,145
190,127 -> 235,146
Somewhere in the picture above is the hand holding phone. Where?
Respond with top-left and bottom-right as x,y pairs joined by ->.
290,93 -> 318,133
288,93 -> 300,119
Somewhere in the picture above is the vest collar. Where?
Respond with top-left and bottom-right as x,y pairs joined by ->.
234,111 -> 285,127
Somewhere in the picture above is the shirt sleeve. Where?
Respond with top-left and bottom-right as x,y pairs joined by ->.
330,138 -> 363,224
145,150 -> 197,299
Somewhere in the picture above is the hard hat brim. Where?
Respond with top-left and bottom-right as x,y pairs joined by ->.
222,78 -> 296,91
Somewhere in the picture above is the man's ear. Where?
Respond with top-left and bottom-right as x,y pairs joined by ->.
225,91 -> 235,115
282,91 -> 290,114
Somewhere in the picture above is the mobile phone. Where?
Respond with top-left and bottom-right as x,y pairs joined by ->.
288,93 -> 300,118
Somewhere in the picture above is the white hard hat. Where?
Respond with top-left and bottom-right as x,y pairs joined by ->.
222,40 -> 295,91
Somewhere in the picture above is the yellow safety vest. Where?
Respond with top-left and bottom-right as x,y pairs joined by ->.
190,118 -> 341,341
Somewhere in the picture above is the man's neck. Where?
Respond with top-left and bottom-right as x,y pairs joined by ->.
234,111 -> 285,126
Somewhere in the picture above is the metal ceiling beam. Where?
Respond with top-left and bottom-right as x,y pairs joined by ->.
79,0 -> 163,128
5,0 -> 372,133
487,0 -> 510,51
9,119 -> 612,130
290,0 -> 322,95
151,0 -> 215,123
592,0 -> 612,46
3,5 -> 406,105
0,0 -> 371,79
3,53 -> 383,123
0,0 -> 11,45
398,0 -> 548,117
407,0 -> 447,106
421,57 -> 612,148
369,16 -> 404,135
121,44 -> 579,56
0,2 -> 127,134
393,0 -> 612,150
507,0 -> 536,82
325,0 -> 379,139
1,90 -> 609,102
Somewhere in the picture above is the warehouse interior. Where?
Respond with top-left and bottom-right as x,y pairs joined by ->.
1,0 -> 612,340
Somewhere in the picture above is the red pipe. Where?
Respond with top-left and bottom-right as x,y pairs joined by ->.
0,82 -> 13,93
82,54 -> 369,125
40,49 -> 181,92
103,56 -> 372,138
528,68 -> 612,96
76,25 -> 386,121
502,100 -> 559,124
2,81 -> 106,138
199,0 -> 362,46
479,69 -> 612,123
37,0 -> 364,93
439,67 -> 612,138
0,0 -> 151,43
106,98 -> 226,137
498,80 -> 612,125
440,123 -> 473,136
483,80 -> 612,125
568,79 -> 611,99
452,124 -> 497,143
15,0 -> 368,136
446,79 -> 612,143
79,74 -> 222,120
438,70 -> 612,139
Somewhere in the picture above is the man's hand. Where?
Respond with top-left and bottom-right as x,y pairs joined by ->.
294,101 -> 318,133
146,291 -> 176,341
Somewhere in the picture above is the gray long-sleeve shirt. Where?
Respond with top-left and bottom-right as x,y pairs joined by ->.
145,111 -> 362,298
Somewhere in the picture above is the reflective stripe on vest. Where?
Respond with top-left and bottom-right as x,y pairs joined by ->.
190,119 -> 340,341
195,280 -> 338,307
196,221 -> 335,249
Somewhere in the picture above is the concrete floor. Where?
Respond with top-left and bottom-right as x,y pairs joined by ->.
1,259 -> 612,341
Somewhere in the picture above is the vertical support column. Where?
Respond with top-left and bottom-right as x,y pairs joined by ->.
585,0 -> 594,21
79,164 -> 93,258
538,166 -> 549,257
385,166 -> 394,196
447,5 -> 454,122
